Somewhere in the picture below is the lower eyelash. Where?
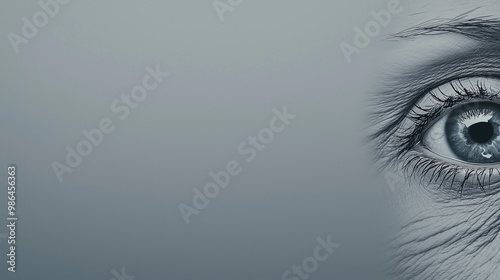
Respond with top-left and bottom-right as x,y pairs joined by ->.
399,150 -> 500,196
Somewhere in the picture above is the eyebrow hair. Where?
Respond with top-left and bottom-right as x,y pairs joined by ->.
391,14 -> 500,42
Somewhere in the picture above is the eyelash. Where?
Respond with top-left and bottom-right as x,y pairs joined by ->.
400,152 -> 500,195
390,79 -> 500,195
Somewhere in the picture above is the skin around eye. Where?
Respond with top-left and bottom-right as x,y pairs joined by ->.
381,77 -> 500,194
371,3 -> 500,280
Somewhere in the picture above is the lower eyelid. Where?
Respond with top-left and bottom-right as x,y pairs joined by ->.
415,144 -> 500,169
397,150 -> 500,196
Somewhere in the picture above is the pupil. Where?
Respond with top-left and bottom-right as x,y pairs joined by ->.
468,122 -> 494,143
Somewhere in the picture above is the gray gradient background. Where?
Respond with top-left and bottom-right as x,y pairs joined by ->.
0,1 -> 393,279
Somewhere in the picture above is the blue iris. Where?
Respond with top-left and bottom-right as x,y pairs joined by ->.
445,102 -> 500,163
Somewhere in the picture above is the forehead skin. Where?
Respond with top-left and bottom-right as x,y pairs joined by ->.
377,1 -> 500,280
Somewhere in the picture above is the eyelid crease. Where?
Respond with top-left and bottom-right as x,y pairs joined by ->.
372,78 -> 500,172
369,50 -> 500,147
394,78 -> 500,151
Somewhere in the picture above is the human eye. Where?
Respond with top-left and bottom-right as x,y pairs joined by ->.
381,77 -> 500,196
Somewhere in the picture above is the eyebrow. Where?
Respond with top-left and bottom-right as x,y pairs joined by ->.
391,14 -> 500,42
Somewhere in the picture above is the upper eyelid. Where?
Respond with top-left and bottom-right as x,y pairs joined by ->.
377,79 -> 500,168
410,82 -> 500,140
370,48 -> 500,143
